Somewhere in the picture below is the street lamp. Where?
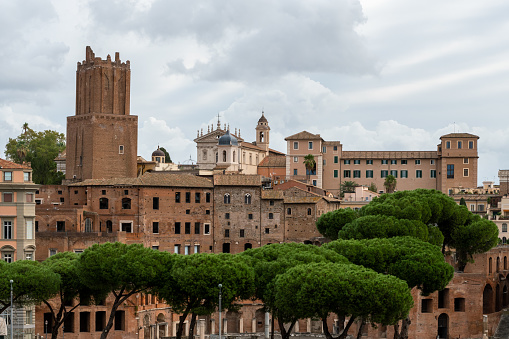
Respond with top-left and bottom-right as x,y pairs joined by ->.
45,320 -> 48,339
218,284 -> 222,339
9,280 -> 13,339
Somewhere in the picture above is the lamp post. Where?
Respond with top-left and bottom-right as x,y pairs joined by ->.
9,280 -> 13,339
218,284 -> 222,339
44,320 -> 48,339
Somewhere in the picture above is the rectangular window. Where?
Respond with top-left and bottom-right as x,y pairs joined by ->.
469,141 -> 474,149
270,200 -> 274,206
184,246 -> 190,255
174,245 -> 180,254
57,221 -> 65,232
470,204 -> 475,212
415,159 -> 421,165
185,192 -> 191,203
80,312 -> 91,332
153,197 -> 159,210
49,249 -> 57,257
438,289 -> 449,309
24,172 -> 30,182
463,158 -> 469,164
323,159 -> 326,166
322,146 -> 326,153
391,160 -> 397,165
401,170 -> 408,178
240,229 -> 245,237
353,170 -> 361,178
447,164 -> 454,179
416,170 -> 423,178
225,229 -> 230,237
195,192 -> 201,203
421,299 -> 432,313
26,220 -> 33,240
334,156 -> 338,164
333,145 -> 338,151
333,170 -> 338,178
401,160 -> 407,165
308,141 -> 313,149
454,298 -> 465,312
293,156 -> 298,162
3,193 -> 12,202
26,193 -> 33,202
431,159 -> 435,165
206,192 -> 211,203
431,170 -> 437,178
366,170 -> 373,178
185,222 -> 191,234
366,160 -> 373,165
463,168 -> 469,177
287,208 -> 292,215
458,141 -> 462,149
194,245 -> 200,254
204,223 -> 210,235
446,141 -> 451,149
381,160 -> 388,165
3,171 -> 12,181
293,169 -> 298,175
343,170 -> 351,178
269,213 -> 274,219
390,170 -> 398,178
293,141 -> 298,150
195,222 -> 200,234
248,213 -> 253,220
175,192 -> 181,203
478,205 -> 485,212
121,222 -> 132,232
354,160 -> 360,165
3,221 -> 12,239
152,222 -> 159,234
225,213 -> 230,219
344,160 -> 351,165
175,222 -> 181,234
265,228 -> 270,234
381,170 -> 388,178
119,145 -> 124,154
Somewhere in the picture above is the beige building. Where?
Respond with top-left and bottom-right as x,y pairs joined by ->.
285,131 -> 479,196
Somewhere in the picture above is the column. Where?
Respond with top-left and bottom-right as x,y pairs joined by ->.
223,318 -> 228,334
211,319 -> 215,334
306,318 -> 311,333
239,317 -> 244,333
199,319 -> 206,339
265,312 -> 270,339
295,320 -> 299,333
252,318 -> 256,333
185,321 -> 189,336
173,322 -> 177,336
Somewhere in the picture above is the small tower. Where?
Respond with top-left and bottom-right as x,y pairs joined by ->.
152,146 -> 165,164
255,111 -> 270,155
217,130 -> 240,172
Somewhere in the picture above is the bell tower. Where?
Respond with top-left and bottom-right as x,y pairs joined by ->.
66,46 -> 138,181
255,111 -> 270,155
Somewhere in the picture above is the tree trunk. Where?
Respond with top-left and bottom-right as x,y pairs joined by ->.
322,318 -> 333,339
399,317 -> 411,339
188,313 -> 197,339
356,318 -> 365,339
322,316 -> 355,339
100,291 -> 135,339
271,313 -> 275,339
176,307 -> 191,339
393,321 -> 400,339
277,317 -> 296,339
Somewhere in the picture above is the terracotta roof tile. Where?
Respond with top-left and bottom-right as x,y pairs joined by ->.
261,190 -> 284,200
258,155 -> 286,168
214,174 -> 261,186
440,133 -> 479,139
285,131 -> 322,141
0,158 -> 31,169
70,172 -> 213,188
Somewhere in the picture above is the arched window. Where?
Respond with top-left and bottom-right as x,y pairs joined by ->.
99,198 -> 109,209
216,152 -> 218,163
489,257 -> 493,273
222,150 -> 227,162
307,208 -> 312,215
497,257 -> 501,272
244,243 -> 253,251
224,194 -> 231,204
233,151 -> 236,162
287,208 -> 292,215
245,194 -> 251,204
505,256 -> 507,270
259,131 -> 264,142
122,198 -> 131,210
84,218 -> 92,233
249,154 -> 252,165
243,152 -> 246,163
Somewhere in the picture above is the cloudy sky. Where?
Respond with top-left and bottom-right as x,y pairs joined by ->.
1,0 -> 508,184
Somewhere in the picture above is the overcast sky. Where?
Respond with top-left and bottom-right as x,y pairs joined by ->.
1,0 -> 508,185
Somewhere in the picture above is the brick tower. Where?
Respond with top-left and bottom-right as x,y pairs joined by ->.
66,46 -> 138,181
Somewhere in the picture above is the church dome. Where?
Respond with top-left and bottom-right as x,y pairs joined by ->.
218,130 -> 238,146
152,147 -> 165,157
258,112 -> 268,123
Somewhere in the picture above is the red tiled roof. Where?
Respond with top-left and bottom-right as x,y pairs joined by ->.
440,133 -> 479,139
70,172 -> 213,188
0,158 -> 31,169
213,174 -> 261,186
258,155 -> 286,168
285,131 -> 322,141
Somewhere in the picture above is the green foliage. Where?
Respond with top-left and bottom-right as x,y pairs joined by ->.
384,175 -> 397,193
316,208 -> 358,240
324,237 -> 454,295
367,182 -> 377,193
0,260 -> 61,314
338,215 -> 429,243
274,262 -> 413,326
4,124 -> 65,184
159,147 -> 172,163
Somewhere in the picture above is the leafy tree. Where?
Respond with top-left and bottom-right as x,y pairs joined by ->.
238,243 -> 348,339
303,154 -> 316,181
159,146 -> 172,163
340,181 -> 358,197
5,124 -> 65,184
324,237 -> 454,339
274,262 -> 413,339
459,197 -> 466,206
367,182 -> 377,193
0,260 -> 60,314
42,252 -> 99,339
384,175 -> 397,193
338,215 -> 429,243
78,243 -> 167,339
316,208 -> 358,240
154,253 -> 254,339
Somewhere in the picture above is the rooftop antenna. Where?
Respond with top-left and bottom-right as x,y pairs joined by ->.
217,112 -> 221,130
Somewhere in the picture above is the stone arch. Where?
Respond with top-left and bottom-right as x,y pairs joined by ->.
437,313 -> 448,339
84,218 -> 93,232
483,284 -> 494,314
99,197 -> 109,209
143,314 -> 151,339
255,309 -> 265,332
245,194 -> 252,204
122,198 -> 131,209
106,220 -> 113,233
224,194 -> 231,204
157,313 -> 165,322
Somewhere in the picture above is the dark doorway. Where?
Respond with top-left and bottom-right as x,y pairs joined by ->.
438,313 -> 448,339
